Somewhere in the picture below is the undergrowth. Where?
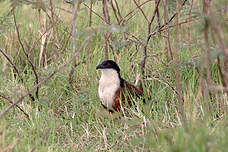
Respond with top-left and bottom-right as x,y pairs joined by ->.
0,0 -> 227,151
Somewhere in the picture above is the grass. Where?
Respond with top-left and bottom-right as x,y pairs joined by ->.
0,0 -> 228,151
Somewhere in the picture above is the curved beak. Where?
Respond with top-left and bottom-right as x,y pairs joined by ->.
96,64 -> 104,70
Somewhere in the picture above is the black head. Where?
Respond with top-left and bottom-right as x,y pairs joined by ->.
96,60 -> 120,73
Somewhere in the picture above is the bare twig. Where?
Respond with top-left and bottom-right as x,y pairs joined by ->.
102,0 -> 110,24
89,1 -> 93,26
205,0 -> 228,85
28,19 -> 60,56
0,35 -> 92,120
110,0 -> 120,24
203,0 -> 212,85
163,0 -> 172,61
140,0 -> 161,84
49,0 -> 59,64
83,2 -> 107,24
55,6 -> 72,14
0,48 -> 24,83
155,0 -> 161,33
102,0 -> 111,59
124,31 -> 157,57
173,0 -> 187,130
0,48 -> 35,101
69,1 -> 81,86
188,0 -> 194,64
114,0 -> 122,20
119,0 -> 152,24
150,18 -> 197,35
217,57 -> 226,88
0,94 -> 30,120
132,0 -> 149,23
12,8 -> 39,100
36,0 -> 47,68
149,0 -> 188,37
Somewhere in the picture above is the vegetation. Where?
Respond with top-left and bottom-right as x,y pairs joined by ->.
0,0 -> 227,151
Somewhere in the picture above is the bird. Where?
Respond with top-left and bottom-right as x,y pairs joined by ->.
96,60 -> 144,112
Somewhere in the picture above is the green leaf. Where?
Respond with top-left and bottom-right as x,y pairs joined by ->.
75,24 -> 127,37
111,40 -> 131,50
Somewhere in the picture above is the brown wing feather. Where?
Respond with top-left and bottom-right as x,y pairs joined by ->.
112,82 -> 143,111
124,81 -> 143,97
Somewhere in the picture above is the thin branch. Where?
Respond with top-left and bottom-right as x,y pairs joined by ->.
102,0 -> 110,24
119,0 -> 152,24
173,0 -> 187,130
102,0 -> 111,59
140,0 -> 161,80
205,0 -> 228,83
28,18 -> 60,56
83,2 -> 107,24
217,57 -> 226,88
114,0 -> 122,20
163,0 -> 172,61
110,0 -> 120,24
0,35 -> 93,120
187,0 -> 194,64
124,31 -> 156,55
150,18 -> 196,35
203,0 -> 212,85
12,8 -> 39,100
132,0 -> 149,23
155,0 -> 161,33
0,48 -> 24,83
89,1 -> 93,26
69,1 -> 81,86
0,94 -> 30,120
0,48 -> 35,101
149,0 -> 188,37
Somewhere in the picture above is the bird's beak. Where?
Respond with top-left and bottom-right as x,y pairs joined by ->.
96,64 -> 104,70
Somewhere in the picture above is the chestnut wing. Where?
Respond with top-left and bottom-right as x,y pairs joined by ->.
112,82 -> 144,111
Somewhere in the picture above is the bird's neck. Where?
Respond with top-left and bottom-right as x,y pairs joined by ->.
99,69 -> 121,87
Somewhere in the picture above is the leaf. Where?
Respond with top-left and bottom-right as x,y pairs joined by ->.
181,49 -> 223,70
26,0 -> 47,12
75,24 -> 127,37
111,40 -> 131,50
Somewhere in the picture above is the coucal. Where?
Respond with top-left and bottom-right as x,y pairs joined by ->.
96,60 -> 144,112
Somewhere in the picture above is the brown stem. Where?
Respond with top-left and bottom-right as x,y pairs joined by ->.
49,0 -> 59,63
12,8 -> 39,100
151,18 -> 196,35
140,0 -> 161,79
83,2 -> 107,24
155,0 -> 161,33
173,0 -> 187,130
114,0 -> 122,20
102,0 -> 111,59
203,0 -> 212,85
89,1 -> 93,26
119,0 -> 152,24
133,0 -> 149,23
69,2 -> 81,86
163,0 -> 173,61
149,0 -> 188,37
102,0 -> 110,24
205,0 -> 228,84
0,94 -> 30,120
104,32 -> 112,59
110,0 -> 120,24
0,48 -> 24,83
188,0 -> 194,64
0,35 -> 92,120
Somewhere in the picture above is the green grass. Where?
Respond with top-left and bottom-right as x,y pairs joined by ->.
0,0 -> 228,151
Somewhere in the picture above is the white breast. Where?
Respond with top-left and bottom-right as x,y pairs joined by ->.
98,69 -> 120,110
